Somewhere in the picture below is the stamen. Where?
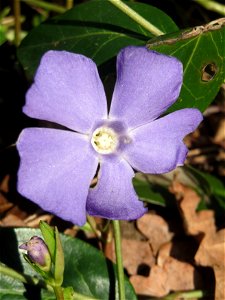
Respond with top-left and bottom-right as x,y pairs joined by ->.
91,127 -> 118,154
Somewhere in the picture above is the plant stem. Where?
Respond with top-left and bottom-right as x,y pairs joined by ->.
14,0 -> 21,46
53,285 -> 64,300
87,215 -> 102,239
195,0 -> 225,16
108,0 -> 164,36
162,290 -> 205,299
20,0 -> 66,13
112,220 -> 125,300
66,0 -> 74,10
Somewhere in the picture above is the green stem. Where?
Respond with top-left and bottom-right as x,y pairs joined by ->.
112,220 -> 125,300
108,0 -> 164,36
195,0 -> 225,16
72,292 -> 97,300
66,0 -> 74,10
87,215 -> 102,239
20,0 -> 66,13
53,285 -> 64,300
162,290 -> 205,300
14,0 -> 21,46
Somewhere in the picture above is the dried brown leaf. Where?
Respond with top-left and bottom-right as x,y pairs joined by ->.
158,239 -> 198,266
195,229 -> 225,300
121,239 -> 154,275
137,214 -> 173,255
131,257 -> 199,297
170,182 -> 216,236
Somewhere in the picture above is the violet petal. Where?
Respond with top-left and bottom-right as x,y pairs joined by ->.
24,51 -> 107,133
123,108 -> 203,174
109,46 -> 183,129
86,158 -> 147,219
17,128 -> 98,225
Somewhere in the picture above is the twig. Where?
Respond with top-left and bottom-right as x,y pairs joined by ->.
108,0 -> 164,36
195,0 -> 225,16
20,0 -> 66,13
14,0 -> 21,46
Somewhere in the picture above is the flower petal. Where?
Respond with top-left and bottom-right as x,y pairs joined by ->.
17,128 -> 98,225
24,51 -> 107,133
123,109 -> 203,174
109,46 -> 183,129
86,158 -> 147,220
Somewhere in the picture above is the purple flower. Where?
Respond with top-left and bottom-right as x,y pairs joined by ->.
17,46 -> 202,226
19,236 -> 51,272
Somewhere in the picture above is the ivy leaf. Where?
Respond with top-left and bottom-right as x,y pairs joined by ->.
17,0 -> 178,76
148,18 -> 225,112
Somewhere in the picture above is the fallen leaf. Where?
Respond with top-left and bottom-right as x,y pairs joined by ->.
0,213 -> 26,227
170,182 -> 216,236
0,193 -> 13,213
130,257 -> 199,297
0,174 -> 10,193
157,238 -> 198,266
120,239 -> 154,275
195,229 -> 225,300
137,213 -> 173,255
214,118 -> 225,143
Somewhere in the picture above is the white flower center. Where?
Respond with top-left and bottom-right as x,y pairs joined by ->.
91,127 -> 118,154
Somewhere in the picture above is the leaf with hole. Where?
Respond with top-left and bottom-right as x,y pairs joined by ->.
147,18 -> 225,112
17,0 -> 178,77
0,228 -> 136,300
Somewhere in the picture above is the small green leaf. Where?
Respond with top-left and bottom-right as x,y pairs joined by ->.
23,254 -> 51,281
133,177 -> 166,206
54,227 -> 64,286
17,0 -> 178,76
148,18 -> 225,112
39,221 -> 56,261
185,166 -> 225,210
63,287 -> 74,300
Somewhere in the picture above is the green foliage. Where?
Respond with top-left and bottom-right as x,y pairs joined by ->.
53,227 -> 64,286
133,177 -> 166,206
185,166 -> 225,210
0,228 -> 136,300
17,0 -> 178,76
40,221 -> 56,261
148,20 -> 225,112
17,0 -> 225,114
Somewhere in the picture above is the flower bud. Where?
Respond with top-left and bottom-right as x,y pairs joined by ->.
19,236 -> 51,272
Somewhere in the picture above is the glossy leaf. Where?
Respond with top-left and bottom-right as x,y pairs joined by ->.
17,0 -> 178,76
0,228 -> 136,300
133,177 -> 166,206
185,166 -> 225,210
148,18 -> 225,112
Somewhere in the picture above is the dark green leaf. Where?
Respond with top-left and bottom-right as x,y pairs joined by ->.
0,228 -> 136,300
133,178 -> 166,206
0,274 -> 26,300
148,18 -> 225,112
17,0 -> 178,76
185,166 -> 225,210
